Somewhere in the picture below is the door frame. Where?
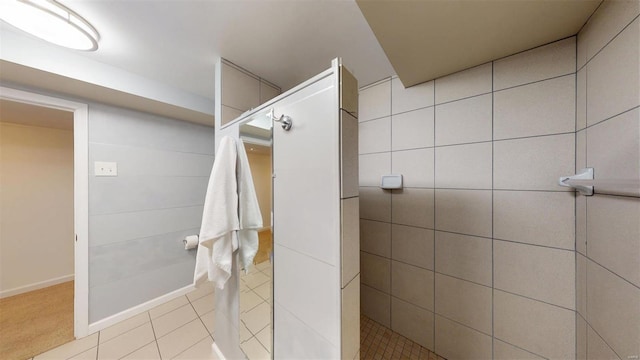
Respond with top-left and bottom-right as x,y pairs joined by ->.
0,86 -> 89,338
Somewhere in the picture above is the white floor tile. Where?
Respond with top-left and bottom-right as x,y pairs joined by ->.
156,319 -> 209,359
149,296 -> 189,319
34,333 -> 99,360
98,323 -> 155,360
100,312 -> 150,343
121,342 -> 160,360
152,304 -> 198,338
241,337 -> 270,360
242,302 -> 271,335
173,336 -> 220,360
191,293 -> 215,316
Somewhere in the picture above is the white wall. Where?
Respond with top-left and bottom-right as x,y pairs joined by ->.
0,120 -> 74,296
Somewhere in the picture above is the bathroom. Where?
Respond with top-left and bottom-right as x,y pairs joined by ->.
0,0 -> 638,359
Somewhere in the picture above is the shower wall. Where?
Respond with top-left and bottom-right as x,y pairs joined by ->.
359,37 -> 578,358
575,2 -> 640,359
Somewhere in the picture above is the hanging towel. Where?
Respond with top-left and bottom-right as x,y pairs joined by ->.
194,136 -> 240,289
236,138 -> 263,271
194,136 -> 263,289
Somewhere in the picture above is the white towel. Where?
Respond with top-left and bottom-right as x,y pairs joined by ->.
194,136 -> 240,289
236,139 -> 263,271
194,136 -> 263,289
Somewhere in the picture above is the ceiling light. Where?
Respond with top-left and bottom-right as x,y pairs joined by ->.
0,0 -> 99,51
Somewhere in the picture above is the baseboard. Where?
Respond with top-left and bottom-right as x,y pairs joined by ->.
0,274 -> 74,298
86,283 -> 196,335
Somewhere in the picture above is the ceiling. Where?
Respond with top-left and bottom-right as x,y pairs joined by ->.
0,0 -> 601,124
357,0 -> 601,87
0,99 -> 73,130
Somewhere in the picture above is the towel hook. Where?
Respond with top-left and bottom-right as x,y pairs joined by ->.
267,109 -> 292,131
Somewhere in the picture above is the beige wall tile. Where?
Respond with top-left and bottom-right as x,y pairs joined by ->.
577,68 -> 587,130
494,240 -> 575,309
435,315 -> 492,360
360,220 -> 391,258
494,133 -> 574,191
494,37 -> 576,91
494,339 -> 545,360
340,66 -> 358,117
359,117 -> 391,154
392,77 -> 434,114
435,189 -> 492,237
494,290 -> 575,360
493,190 -> 575,250
587,17 -> 639,125
341,110 -> 359,198
435,274 -> 492,334
587,259 -> 640,359
435,142 -> 492,189
392,148 -> 434,188
221,63 -> 260,111
391,297 -> 435,351
435,94 -> 492,146
435,63 -> 492,104
391,224 -> 434,270
359,152 -> 390,187
576,193 -> 587,255
221,105 -> 243,126
342,198 -> 360,286
587,324 -> 621,360
391,261 -> 434,311
392,188 -> 435,229
359,187 -> 391,222
576,253 -> 587,317
359,79 -> 391,122
435,231 -> 492,286
361,284 -> 390,327
341,275 -> 360,360
260,81 -> 280,105
494,75 -> 575,140
576,315 -> 587,360
361,252 -> 390,293
579,0 -> 640,63
391,107 -> 434,151
587,195 -> 640,287
576,129 -> 587,170
577,26 -> 588,70
587,108 -> 640,183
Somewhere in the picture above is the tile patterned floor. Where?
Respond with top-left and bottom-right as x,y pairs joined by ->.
29,265 -> 441,360
360,315 -> 446,360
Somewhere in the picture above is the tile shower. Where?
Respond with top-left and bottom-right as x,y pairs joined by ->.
358,1 -> 639,359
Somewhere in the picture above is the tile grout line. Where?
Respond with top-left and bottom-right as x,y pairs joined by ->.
491,59 -> 495,359
147,311 -> 162,359
388,75 -> 393,332
574,35 -> 580,360
432,76 -> 437,353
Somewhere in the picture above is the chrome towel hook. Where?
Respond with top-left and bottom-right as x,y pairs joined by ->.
267,108 -> 292,131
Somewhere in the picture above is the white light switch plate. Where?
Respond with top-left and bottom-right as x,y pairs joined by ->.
95,161 -> 117,176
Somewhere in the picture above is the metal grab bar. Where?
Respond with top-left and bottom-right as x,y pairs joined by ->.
559,168 -> 640,198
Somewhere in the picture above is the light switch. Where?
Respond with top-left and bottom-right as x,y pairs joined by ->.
95,161 -> 117,176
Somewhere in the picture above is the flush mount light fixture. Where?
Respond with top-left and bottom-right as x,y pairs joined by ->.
0,0 -> 99,51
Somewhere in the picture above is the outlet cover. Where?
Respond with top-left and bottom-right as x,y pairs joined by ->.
95,161 -> 117,176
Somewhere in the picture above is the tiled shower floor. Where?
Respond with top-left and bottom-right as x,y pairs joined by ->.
30,264 -> 440,360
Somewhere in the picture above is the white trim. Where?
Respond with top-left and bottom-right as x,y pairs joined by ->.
0,274 -> 74,299
212,342 -> 226,360
87,284 -> 195,334
0,86 -> 89,339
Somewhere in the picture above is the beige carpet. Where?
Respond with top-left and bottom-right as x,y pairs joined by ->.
0,281 -> 74,360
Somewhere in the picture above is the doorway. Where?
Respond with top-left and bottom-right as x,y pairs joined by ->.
0,99 -> 75,358
0,87 -> 90,357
